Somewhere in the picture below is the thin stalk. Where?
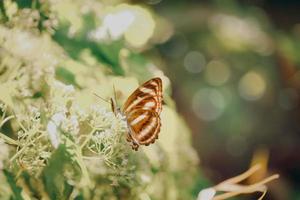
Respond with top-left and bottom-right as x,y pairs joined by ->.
80,128 -> 96,150
0,115 -> 14,128
10,132 -> 44,162
0,131 -> 19,145
213,174 -> 279,200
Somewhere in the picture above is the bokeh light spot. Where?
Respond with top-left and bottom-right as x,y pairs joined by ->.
205,60 -> 231,86
183,51 -> 206,73
104,10 -> 135,40
238,71 -> 266,101
192,88 -> 226,121
88,4 -> 155,47
124,6 -> 155,47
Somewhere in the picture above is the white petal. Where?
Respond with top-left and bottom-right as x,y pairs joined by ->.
197,188 -> 216,200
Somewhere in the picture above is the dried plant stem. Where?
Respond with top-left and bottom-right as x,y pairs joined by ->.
213,174 -> 279,200
217,164 -> 261,187
212,165 -> 279,200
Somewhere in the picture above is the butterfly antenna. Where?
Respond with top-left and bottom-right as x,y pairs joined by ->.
113,84 -> 118,105
93,93 -> 110,104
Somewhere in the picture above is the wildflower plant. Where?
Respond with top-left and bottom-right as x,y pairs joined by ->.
0,0 -> 198,199
0,0 -> 278,199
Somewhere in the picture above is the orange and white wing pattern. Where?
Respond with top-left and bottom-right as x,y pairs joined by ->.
122,77 -> 163,150
123,77 -> 162,114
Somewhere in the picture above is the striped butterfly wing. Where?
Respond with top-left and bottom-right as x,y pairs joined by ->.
123,77 -> 162,114
125,108 -> 161,150
122,78 -> 163,150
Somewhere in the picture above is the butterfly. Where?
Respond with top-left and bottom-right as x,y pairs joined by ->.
110,77 -> 163,151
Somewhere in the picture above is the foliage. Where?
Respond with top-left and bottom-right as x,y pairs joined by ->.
0,0 -> 199,199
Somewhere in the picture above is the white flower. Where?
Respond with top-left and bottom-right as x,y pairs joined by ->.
46,112 -> 65,148
73,104 -> 88,121
28,105 -> 41,122
61,114 -> 79,136
52,81 -> 75,97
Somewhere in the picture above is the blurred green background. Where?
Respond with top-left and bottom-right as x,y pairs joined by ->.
143,0 -> 300,199
1,0 -> 300,199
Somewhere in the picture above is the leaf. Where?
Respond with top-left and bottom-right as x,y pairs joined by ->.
15,0 -> 32,8
41,145 -> 74,200
124,52 -> 149,78
3,170 -> 24,200
93,41 -> 124,75
53,19 -> 125,75
55,67 -> 80,88
74,193 -> 84,200
20,171 -> 41,198
0,0 -> 8,22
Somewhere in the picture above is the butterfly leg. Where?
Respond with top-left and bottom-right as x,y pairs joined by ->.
126,121 -> 141,151
126,133 -> 139,151
131,141 -> 139,151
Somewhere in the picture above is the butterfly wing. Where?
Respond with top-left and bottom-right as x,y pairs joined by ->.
123,78 -> 162,114
125,108 -> 161,150
122,77 -> 163,150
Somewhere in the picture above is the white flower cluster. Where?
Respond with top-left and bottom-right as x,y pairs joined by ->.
0,26 -> 61,97
45,80 -> 84,145
48,80 -> 76,114
88,105 -> 128,156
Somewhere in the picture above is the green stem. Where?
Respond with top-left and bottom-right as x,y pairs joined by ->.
75,149 -> 92,187
80,128 -> 96,150
9,132 -> 44,162
0,115 -> 14,128
64,136 -> 92,187
0,131 -> 19,145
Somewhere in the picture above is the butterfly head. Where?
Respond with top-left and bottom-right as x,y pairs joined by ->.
110,97 -> 121,116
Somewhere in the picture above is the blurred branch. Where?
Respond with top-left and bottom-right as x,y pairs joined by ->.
198,165 -> 279,200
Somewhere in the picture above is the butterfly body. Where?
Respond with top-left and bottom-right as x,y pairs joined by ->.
111,78 -> 163,150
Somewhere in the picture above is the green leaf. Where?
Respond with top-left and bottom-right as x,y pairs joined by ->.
41,145 -> 74,200
3,170 -> 24,200
20,171 -> 43,198
74,193 -> 84,200
53,17 -> 125,75
55,67 -> 80,88
0,0 -> 8,22
32,91 -> 43,98
15,0 -> 32,8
